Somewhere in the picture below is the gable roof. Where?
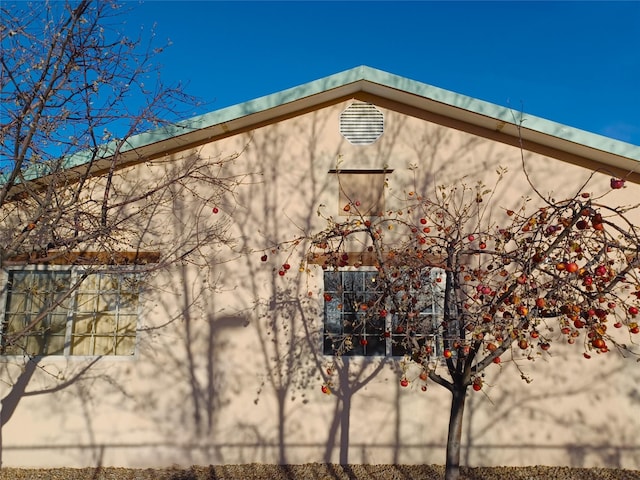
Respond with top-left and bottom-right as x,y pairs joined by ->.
13,66 -> 640,187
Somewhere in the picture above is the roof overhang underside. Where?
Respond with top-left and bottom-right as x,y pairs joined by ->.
12,75 -> 640,192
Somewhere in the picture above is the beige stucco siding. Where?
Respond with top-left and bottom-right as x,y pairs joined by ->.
2,100 -> 639,469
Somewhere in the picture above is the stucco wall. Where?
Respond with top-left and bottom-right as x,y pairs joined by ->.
2,100 -> 639,469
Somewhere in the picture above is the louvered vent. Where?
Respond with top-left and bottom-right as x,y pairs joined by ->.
339,102 -> 384,145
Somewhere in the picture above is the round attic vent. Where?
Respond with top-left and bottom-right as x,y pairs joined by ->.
339,102 -> 384,145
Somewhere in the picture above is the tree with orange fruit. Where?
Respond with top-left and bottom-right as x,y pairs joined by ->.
302,169 -> 640,480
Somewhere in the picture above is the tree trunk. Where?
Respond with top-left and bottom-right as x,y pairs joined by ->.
445,385 -> 468,480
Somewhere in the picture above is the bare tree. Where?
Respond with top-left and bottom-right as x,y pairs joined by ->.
0,0 -> 243,463
1,0 -> 202,258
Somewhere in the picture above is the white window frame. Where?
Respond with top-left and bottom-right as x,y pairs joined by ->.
0,265 -> 141,358
323,267 -> 444,357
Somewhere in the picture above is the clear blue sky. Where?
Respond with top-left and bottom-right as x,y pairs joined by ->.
128,1 -> 640,145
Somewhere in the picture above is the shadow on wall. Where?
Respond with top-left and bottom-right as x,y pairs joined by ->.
321,357 -> 389,465
462,345 -> 640,469
5,102 -> 639,471
185,110 -> 640,469
1,356 -> 102,467
227,117 -> 333,465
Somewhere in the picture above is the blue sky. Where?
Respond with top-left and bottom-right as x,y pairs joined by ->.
127,1 -> 638,145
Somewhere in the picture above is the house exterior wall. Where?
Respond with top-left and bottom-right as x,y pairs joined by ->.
2,100 -> 639,469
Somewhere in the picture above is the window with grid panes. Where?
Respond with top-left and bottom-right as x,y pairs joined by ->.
1,267 -> 140,356
323,268 -> 444,357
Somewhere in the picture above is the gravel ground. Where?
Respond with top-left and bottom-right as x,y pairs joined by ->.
1,465 -> 640,480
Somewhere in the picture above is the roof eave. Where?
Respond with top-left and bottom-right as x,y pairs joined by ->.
354,80 -> 640,178
8,65 -> 640,191
123,68 -> 640,177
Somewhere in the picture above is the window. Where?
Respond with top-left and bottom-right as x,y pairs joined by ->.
1,267 -> 140,356
323,268 -> 444,357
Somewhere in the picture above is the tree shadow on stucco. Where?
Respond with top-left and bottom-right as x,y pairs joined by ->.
226,115 -> 337,465
1,138 -> 244,466
0,355 -> 102,466
222,108 -> 516,466
462,346 -> 640,469
130,100 -> 632,469
322,357 -> 389,465
140,281 -> 245,459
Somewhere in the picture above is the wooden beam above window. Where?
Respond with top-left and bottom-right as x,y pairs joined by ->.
3,251 -> 161,266
307,250 -> 445,269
